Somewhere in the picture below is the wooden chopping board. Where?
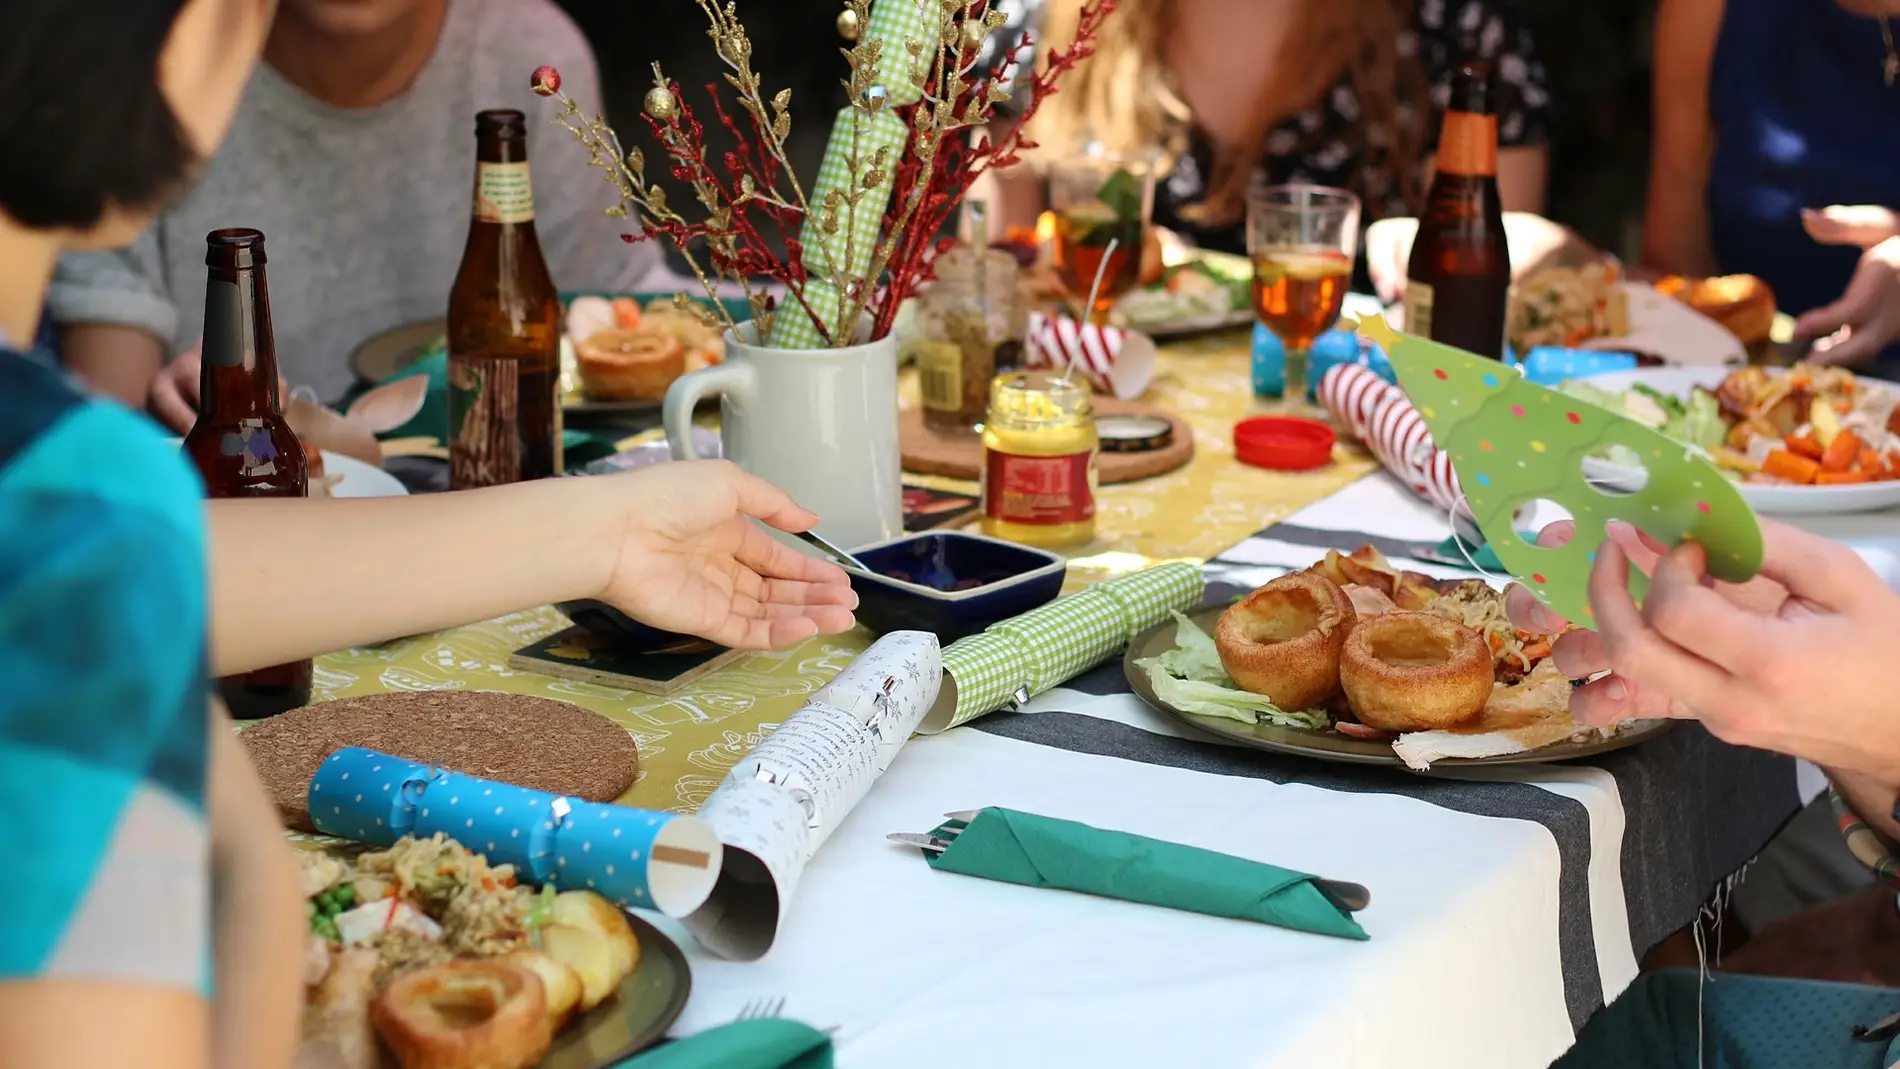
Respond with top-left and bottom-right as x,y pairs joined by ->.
901,397 -> 1195,483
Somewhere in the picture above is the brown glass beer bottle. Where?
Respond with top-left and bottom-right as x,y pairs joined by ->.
448,109 -> 562,488
182,228 -> 314,718
1403,60 -> 1512,361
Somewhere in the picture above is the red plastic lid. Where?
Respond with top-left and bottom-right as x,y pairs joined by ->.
1234,416 -> 1336,471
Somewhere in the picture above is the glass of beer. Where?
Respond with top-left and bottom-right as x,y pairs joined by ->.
1049,154 -> 1155,325
1248,184 -> 1361,414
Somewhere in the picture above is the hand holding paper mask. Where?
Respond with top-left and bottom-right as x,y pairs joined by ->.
1347,313 -> 1765,625
1502,517 -> 1900,781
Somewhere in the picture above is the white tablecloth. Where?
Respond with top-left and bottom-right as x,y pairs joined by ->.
649,472 -> 1896,1068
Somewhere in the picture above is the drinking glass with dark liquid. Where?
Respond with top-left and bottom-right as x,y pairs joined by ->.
1247,185 -> 1361,414
448,109 -> 562,489
1049,156 -> 1155,325
1403,60 -> 1511,361
182,228 -> 314,718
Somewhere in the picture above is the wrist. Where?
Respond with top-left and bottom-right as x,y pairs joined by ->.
514,476 -> 623,604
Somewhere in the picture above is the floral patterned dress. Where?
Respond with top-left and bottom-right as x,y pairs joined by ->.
991,0 -> 1552,254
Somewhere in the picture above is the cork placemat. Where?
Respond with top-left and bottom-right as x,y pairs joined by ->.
240,691 -> 641,831
900,396 -> 1195,483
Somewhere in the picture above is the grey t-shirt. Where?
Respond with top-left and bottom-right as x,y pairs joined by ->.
48,0 -> 656,403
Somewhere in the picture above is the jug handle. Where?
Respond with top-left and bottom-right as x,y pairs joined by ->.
663,363 -> 753,460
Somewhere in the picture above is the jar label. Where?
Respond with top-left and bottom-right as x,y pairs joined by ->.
916,341 -> 964,413
1402,279 -> 1434,339
473,162 -> 536,223
1435,113 -> 1498,177
983,449 -> 1096,525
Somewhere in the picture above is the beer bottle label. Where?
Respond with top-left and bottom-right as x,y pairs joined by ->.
1403,280 -> 1435,339
448,353 -> 522,487
916,341 -> 965,413
473,162 -> 536,224
1435,113 -> 1498,177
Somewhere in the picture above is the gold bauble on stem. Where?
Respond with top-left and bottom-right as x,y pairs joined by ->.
837,8 -> 861,40
644,86 -> 677,121
959,19 -> 988,52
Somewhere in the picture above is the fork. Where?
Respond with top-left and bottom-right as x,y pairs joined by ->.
732,996 -> 841,1035
734,996 -> 787,1022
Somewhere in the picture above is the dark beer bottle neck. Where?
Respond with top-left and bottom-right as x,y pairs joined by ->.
199,264 -> 283,420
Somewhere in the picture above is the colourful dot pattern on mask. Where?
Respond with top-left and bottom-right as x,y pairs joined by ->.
1346,316 -> 1765,625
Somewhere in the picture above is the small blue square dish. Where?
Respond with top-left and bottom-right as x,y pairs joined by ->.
846,531 -> 1066,642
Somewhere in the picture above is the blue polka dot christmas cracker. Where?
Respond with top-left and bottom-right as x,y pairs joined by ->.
310,747 -> 723,917
1347,315 -> 1764,626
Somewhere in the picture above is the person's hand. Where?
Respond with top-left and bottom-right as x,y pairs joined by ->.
1364,213 -> 1590,304
1505,518 -> 1900,781
148,343 -> 295,433
1364,217 -> 1419,303
596,459 -> 858,650
1796,205 -> 1900,367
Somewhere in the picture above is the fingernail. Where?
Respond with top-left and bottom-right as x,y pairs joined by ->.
1602,676 -> 1628,703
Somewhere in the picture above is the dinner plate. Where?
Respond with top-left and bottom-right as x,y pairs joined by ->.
323,451 -> 408,498
1122,605 -> 1673,769
1576,366 -> 1900,516
165,439 -> 408,498
537,912 -> 692,1069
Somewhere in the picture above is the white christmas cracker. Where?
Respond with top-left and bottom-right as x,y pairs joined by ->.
681,630 -> 941,959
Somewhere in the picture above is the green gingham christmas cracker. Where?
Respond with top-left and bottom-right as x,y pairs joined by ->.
767,108 -> 909,348
765,0 -> 930,349
919,562 -> 1204,732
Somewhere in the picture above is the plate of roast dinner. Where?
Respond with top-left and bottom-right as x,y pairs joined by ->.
297,834 -> 689,1069
1125,546 -> 1670,770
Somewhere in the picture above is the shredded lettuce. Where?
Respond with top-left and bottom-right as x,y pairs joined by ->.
1560,380 -> 1726,456
1137,612 -> 1331,729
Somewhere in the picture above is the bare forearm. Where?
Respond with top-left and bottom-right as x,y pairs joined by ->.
59,323 -> 165,410
210,703 -> 302,1069
206,478 -> 615,675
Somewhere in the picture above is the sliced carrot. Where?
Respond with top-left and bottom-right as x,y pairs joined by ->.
1762,449 -> 1822,484
611,296 -> 643,329
1816,471 -> 1872,485
1859,447 -> 1885,474
1784,433 -> 1824,460
1821,428 -> 1863,473
1520,640 -> 1552,662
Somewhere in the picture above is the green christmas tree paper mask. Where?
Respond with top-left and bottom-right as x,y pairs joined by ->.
1347,315 -> 1764,626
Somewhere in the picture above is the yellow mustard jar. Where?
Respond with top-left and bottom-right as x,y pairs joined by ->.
980,371 -> 1098,548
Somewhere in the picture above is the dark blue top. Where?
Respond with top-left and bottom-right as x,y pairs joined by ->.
1708,0 -> 1900,373
0,344 -> 211,992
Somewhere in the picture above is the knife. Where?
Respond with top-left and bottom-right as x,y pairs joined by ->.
1237,523 -> 1481,571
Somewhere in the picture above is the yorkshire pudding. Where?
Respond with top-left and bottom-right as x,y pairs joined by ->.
576,327 -> 686,401
1214,572 -> 1356,709
370,960 -> 552,1069
1338,612 -> 1493,732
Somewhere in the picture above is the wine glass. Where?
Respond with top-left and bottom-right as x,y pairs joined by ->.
1248,184 -> 1361,415
1048,154 -> 1156,325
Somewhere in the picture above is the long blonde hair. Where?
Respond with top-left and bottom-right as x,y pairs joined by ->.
1025,0 -> 1430,223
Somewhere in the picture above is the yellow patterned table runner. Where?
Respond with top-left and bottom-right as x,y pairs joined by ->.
310,334 -> 1377,813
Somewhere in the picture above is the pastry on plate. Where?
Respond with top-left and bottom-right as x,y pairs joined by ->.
1214,572 -> 1356,709
1338,611 -> 1493,732
575,328 -> 686,400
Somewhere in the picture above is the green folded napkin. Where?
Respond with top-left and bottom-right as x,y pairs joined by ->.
608,1019 -> 833,1069
924,808 -> 1368,941
1431,532 -> 1527,574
